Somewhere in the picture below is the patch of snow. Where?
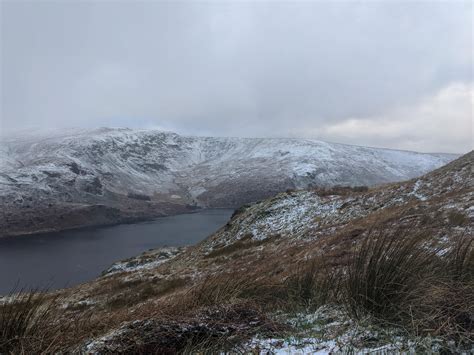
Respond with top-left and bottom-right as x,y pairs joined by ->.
409,179 -> 428,201
103,247 -> 183,275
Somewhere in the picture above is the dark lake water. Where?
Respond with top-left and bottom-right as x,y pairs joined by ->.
0,209 -> 233,295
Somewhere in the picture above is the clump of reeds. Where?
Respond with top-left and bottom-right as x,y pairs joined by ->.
342,229 -> 473,344
0,288 -> 59,353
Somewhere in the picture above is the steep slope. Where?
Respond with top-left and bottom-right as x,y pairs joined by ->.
92,151 -> 472,284
0,127 -> 457,237
35,151 -> 472,353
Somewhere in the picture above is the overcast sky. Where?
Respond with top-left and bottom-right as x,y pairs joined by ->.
1,1 -> 472,153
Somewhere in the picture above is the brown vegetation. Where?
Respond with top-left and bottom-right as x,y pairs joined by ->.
313,185 -> 369,197
204,234 -> 275,259
1,152 -> 471,352
1,228 -> 472,353
342,231 -> 473,343
0,289 -> 78,354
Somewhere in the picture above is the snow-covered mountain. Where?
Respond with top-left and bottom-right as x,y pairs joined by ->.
0,127 -> 457,236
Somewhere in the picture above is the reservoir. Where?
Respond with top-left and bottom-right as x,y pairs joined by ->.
0,209 -> 233,295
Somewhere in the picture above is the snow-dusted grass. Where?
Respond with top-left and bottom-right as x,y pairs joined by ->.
103,247 -> 184,275
247,305 -> 465,354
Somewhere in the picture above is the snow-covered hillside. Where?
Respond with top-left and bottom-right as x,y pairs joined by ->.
66,151 -> 473,354
0,127 -> 457,236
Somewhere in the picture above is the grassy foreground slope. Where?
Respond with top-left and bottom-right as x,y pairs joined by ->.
1,151 -> 472,353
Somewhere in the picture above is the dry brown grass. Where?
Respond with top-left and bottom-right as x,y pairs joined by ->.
76,272 -> 289,353
0,289 -> 58,353
1,211 -> 470,353
343,228 -> 436,322
0,288 -> 93,354
162,272 -> 282,315
342,229 -> 473,344
408,235 -> 473,342
104,277 -> 188,310
204,235 -> 274,259
447,210 -> 469,226
283,258 -> 341,312
88,302 -> 285,354
0,276 -> 191,352
313,185 -> 369,197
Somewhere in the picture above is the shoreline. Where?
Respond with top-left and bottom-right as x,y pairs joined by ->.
0,205 -> 238,240
0,202 -> 203,239
0,208 -> 236,295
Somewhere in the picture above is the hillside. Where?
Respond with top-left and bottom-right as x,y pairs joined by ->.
0,127 -> 457,237
3,150 -> 470,353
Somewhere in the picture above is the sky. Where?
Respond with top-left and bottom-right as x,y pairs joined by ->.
1,1 -> 472,154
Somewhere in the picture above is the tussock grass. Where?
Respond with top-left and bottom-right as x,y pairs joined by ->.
444,233 -> 473,281
447,211 -> 469,226
409,235 -> 473,343
283,258 -> 341,312
0,288 -> 60,354
165,259 -> 341,317
343,229 -> 435,322
173,272 -> 281,312
342,229 -> 473,344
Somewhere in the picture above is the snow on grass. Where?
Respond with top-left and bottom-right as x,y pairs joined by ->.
409,179 -> 428,201
103,247 -> 184,275
247,337 -> 337,354
83,327 -> 128,353
247,306 -> 467,354
242,192 -> 344,239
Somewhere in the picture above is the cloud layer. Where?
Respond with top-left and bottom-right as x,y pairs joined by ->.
295,83 -> 473,154
1,1 -> 472,153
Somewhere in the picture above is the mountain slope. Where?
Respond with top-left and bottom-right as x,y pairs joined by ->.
0,127 -> 457,237
44,151 -> 474,353
95,151 -> 472,284
2,151 -> 472,353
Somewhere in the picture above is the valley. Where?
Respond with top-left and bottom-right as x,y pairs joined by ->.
0,128 -> 457,237
1,149 -> 471,353
0,209 -> 233,294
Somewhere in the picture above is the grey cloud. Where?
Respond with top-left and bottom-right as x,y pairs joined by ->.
1,1 -> 472,152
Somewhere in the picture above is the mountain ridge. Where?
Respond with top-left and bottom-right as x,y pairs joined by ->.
0,127 -> 458,237
1,126 -> 464,155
